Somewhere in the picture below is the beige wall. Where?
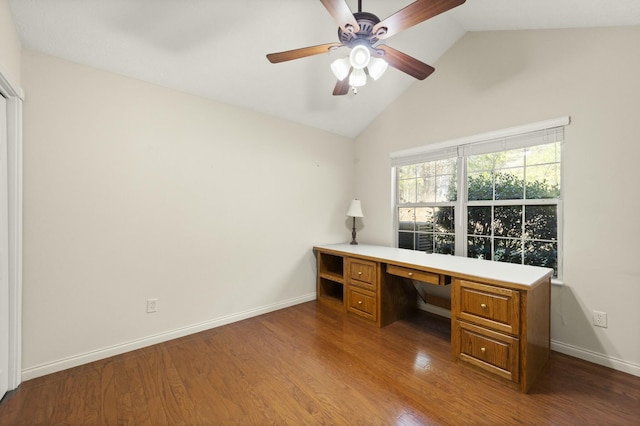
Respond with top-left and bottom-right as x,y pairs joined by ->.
0,0 -> 21,87
355,27 -> 640,374
13,19 -> 640,378
21,50 -> 354,376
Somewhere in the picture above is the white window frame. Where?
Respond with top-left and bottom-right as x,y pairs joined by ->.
390,117 -> 569,283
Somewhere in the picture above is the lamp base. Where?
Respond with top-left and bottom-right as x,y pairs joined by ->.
350,218 -> 358,245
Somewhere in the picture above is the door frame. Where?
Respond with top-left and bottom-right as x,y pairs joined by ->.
0,66 -> 23,392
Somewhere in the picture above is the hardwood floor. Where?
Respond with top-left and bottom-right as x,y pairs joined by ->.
1,301 -> 639,425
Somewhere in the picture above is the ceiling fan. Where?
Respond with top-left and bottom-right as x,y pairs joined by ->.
266,0 -> 466,95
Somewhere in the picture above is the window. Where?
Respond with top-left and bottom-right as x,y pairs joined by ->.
398,157 -> 457,254
392,119 -> 566,278
466,143 -> 561,274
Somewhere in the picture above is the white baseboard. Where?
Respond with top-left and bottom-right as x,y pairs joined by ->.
22,293 -> 317,381
23,295 -> 640,382
551,340 -> 640,377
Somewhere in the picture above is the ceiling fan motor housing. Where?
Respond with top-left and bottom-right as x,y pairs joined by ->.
338,12 -> 382,48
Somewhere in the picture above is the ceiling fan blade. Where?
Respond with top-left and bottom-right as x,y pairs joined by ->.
333,78 -> 350,96
320,0 -> 360,33
373,0 -> 466,40
375,45 -> 435,80
266,42 -> 343,63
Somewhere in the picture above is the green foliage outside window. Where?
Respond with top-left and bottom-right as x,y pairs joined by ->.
466,144 -> 560,275
467,171 -> 559,275
467,171 -> 560,201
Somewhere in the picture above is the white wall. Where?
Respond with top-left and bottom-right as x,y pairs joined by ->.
21,50 -> 354,378
354,27 -> 640,375
14,23 -> 640,379
0,0 -> 21,86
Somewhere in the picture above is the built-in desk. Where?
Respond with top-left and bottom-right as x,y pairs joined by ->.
314,243 -> 553,393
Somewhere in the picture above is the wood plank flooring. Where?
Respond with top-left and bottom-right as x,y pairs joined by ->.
1,301 -> 639,425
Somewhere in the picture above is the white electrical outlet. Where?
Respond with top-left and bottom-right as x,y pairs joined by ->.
593,310 -> 607,328
147,298 -> 158,313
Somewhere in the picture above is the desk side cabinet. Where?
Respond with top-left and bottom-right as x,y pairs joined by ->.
317,251 -> 345,311
451,277 -> 551,393
316,251 -> 416,327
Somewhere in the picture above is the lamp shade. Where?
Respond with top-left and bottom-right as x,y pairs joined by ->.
349,68 -> 367,87
346,199 -> 364,218
367,57 -> 388,80
349,44 -> 371,69
330,57 -> 351,81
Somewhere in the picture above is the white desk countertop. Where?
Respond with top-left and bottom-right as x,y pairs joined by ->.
314,243 -> 553,289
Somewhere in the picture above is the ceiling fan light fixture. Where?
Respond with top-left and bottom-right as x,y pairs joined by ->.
267,0 -> 467,96
367,57 -> 388,80
349,44 -> 371,69
330,57 -> 351,81
349,68 -> 367,87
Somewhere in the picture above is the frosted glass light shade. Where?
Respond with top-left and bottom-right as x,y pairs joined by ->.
368,57 -> 388,80
349,45 -> 371,69
346,199 -> 364,218
349,68 -> 367,87
330,57 -> 351,81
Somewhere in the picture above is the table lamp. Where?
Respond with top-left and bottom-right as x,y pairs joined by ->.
346,199 -> 364,245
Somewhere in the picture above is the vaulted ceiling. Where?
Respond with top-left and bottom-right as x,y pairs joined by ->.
9,0 -> 640,138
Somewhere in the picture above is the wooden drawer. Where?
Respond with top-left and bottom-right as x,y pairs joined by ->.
456,280 -> 520,335
347,287 -> 376,322
348,259 -> 376,291
386,264 -> 444,285
455,321 -> 519,383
